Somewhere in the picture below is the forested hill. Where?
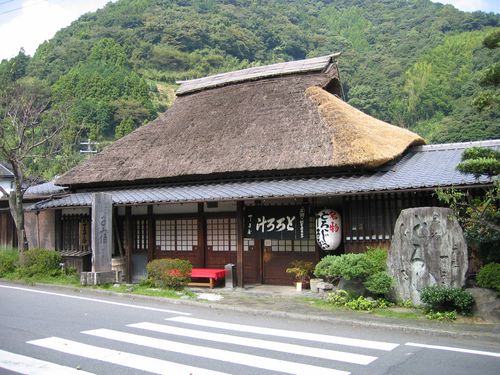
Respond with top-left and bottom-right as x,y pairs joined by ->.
0,0 -> 499,179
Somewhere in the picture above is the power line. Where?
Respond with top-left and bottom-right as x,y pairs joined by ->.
0,0 -> 16,7
0,0 -> 48,17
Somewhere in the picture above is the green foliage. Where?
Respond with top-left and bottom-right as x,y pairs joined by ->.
0,248 -> 19,276
325,289 -> 393,311
285,260 -> 315,282
0,0 -> 497,179
420,285 -> 475,315
17,248 -> 62,278
115,117 -> 136,139
425,310 -> 457,321
345,296 -> 375,311
364,271 -> 393,295
457,158 -> 500,177
436,146 -> 499,246
146,258 -> 192,290
398,299 -> 416,309
314,247 -> 393,296
476,263 -> 500,292
326,289 -> 352,306
483,29 -> 500,49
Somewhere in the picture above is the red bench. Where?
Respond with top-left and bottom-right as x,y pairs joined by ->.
189,268 -> 225,289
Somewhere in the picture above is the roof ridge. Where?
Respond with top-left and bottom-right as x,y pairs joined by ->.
0,163 -> 14,177
176,53 -> 340,95
411,139 -> 500,152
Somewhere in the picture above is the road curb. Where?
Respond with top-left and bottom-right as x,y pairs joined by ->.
2,280 -> 499,343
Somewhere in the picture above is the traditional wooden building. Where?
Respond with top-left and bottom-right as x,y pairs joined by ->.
0,163 -> 16,248
32,54 -> 498,285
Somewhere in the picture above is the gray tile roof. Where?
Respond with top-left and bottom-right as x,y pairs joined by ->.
30,139 -> 499,210
176,53 -> 340,95
0,163 -> 14,178
24,179 -> 67,198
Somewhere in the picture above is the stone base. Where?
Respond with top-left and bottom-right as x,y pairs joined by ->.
81,271 -> 120,285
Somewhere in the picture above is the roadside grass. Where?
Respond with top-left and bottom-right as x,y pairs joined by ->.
95,283 -> 196,299
303,297 -> 425,320
0,273 -> 81,286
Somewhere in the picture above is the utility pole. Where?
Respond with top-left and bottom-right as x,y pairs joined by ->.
80,139 -> 98,155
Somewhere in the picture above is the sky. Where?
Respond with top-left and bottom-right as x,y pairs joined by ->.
0,0 -> 499,61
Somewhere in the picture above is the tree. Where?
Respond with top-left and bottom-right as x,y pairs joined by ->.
0,79 -> 66,250
435,147 -> 500,263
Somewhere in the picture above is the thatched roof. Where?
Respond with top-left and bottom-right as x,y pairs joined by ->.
57,55 -> 424,188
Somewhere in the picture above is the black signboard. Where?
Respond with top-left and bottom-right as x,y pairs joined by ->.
244,205 -> 309,240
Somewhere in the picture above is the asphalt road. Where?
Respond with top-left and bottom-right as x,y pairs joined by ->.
0,282 -> 499,375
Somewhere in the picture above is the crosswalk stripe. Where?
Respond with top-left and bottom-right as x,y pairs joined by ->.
129,321 -> 377,365
28,337 -> 229,375
0,349 -> 94,375
167,316 -> 399,351
406,343 -> 500,358
83,328 -> 351,375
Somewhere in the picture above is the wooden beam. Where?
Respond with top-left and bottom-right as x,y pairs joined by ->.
236,201 -> 244,287
125,206 -> 132,284
198,202 -> 205,267
147,205 -> 154,262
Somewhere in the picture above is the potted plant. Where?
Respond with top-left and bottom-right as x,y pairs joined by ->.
286,260 -> 315,291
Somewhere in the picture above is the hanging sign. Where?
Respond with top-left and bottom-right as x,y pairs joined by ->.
244,205 -> 309,240
316,209 -> 342,251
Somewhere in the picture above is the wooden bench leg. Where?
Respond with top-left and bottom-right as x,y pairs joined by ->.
209,278 -> 215,289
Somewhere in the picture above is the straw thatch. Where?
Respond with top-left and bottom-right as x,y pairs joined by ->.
57,58 -> 424,188
305,86 -> 424,168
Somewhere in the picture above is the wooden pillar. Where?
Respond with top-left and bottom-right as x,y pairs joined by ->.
125,206 -> 132,283
147,205 -> 154,261
198,203 -> 205,267
54,209 -> 62,251
236,201 -> 244,287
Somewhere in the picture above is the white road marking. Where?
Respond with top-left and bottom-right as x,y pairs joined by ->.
167,316 -> 399,351
83,328 -> 350,375
0,284 -> 190,315
129,321 -> 377,365
0,349 -> 95,375
405,343 -> 500,358
28,337 -> 229,375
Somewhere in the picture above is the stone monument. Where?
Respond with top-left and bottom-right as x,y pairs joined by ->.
81,192 -> 117,285
388,207 -> 468,304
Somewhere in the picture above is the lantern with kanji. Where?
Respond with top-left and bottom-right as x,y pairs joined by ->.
316,209 -> 342,251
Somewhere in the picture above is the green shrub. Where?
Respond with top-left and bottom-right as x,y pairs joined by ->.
476,263 -> 500,292
420,285 -> 475,315
0,248 -> 19,276
398,299 -> 415,308
425,310 -> 457,321
326,289 -> 352,306
345,296 -> 376,311
364,271 -> 393,295
146,258 -> 192,289
18,248 -> 62,278
314,247 -> 394,297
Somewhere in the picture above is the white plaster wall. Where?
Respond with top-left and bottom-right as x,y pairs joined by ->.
154,203 -> 198,214
204,201 -> 236,213
131,206 -> 148,215
61,208 -> 90,215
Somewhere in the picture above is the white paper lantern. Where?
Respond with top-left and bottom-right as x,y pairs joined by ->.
316,209 -> 342,251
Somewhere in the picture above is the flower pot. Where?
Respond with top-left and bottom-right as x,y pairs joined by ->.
296,281 -> 303,292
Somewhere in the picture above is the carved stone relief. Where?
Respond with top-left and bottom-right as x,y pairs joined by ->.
388,207 -> 467,304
